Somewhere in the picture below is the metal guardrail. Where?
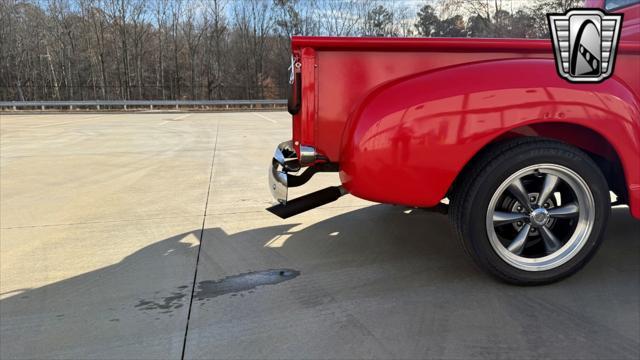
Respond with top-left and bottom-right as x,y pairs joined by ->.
0,99 -> 287,110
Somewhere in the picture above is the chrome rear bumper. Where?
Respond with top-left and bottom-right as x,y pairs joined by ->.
267,141 -> 345,217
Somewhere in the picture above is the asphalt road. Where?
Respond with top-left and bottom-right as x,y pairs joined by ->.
1,112 -> 638,359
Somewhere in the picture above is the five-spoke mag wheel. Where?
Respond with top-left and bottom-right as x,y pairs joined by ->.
486,164 -> 595,272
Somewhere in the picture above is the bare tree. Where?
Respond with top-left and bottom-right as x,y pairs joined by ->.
183,1 -> 205,100
129,0 -> 149,99
232,0 -> 274,98
390,2 -> 414,37
81,0 -> 108,99
316,0 -> 365,36
152,0 -> 168,99
203,0 -> 228,99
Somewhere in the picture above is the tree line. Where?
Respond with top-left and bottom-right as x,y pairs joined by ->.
0,0 -> 581,102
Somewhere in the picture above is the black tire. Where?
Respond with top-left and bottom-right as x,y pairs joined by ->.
449,138 -> 610,285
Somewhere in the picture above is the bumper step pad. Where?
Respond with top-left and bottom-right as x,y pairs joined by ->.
267,186 -> 347,219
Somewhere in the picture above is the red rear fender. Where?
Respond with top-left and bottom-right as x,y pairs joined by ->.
339,58 -> 640,217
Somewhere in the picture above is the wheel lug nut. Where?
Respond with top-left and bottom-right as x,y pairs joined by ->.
517,221 -> 522,226
530,196 -> 536,202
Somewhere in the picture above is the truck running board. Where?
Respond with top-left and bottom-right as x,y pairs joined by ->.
267,186 -> 347,219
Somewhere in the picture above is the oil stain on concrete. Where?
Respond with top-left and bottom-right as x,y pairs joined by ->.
135,269 -> 299,313
135,290 -> 187,312
194,269 -> 300,301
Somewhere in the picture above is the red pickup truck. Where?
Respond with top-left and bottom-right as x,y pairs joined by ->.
268,0 -> 640,285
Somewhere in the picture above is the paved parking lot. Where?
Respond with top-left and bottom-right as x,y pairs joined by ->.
1,112 -> 639,359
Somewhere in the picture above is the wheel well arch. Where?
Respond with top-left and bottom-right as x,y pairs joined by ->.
449,122 -> 628,203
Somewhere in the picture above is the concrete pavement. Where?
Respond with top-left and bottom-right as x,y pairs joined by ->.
1,112 -> 638,359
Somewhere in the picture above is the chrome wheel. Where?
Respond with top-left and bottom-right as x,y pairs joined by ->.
486,164 -> 595,271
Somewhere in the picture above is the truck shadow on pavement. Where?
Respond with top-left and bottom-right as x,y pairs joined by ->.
1,205 -> 639,359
